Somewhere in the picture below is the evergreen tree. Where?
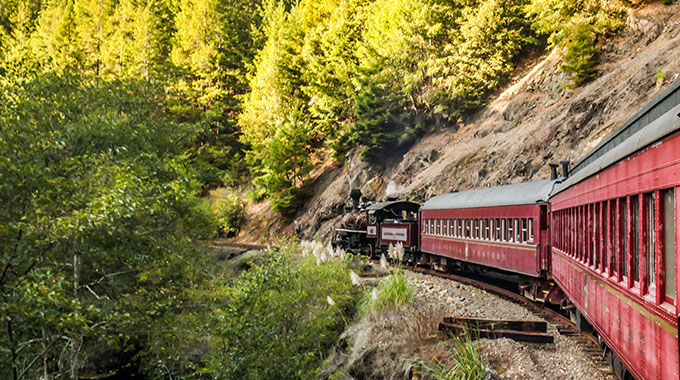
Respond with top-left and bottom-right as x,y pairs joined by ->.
172,0 -> 263,185
0,0 -> 43,67
240,1 -> 316,213
560,23 -> 599,86
255,109 -> 314,217
73,0 -> 112,77
351,58 -> 409,161
30,0 -> 84,71
303,0 -> 369,155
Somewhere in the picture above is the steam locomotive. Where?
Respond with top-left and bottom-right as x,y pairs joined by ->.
334,189 -> 419,257
334,78 -> 680,380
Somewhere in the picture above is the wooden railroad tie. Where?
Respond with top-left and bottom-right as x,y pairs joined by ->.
438,317 -> 554,344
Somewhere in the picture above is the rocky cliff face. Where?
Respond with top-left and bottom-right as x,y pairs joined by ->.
238,3 -> 680,243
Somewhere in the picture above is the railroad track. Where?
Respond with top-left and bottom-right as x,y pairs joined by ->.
397,264 -> 615,376
209,241 -> 271,251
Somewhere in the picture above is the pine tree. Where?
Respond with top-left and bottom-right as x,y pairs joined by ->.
73,0 -> 112,77
303,0 -> 369,155
561,24 -> 599,87
255,109 -> 313,217
171,0 -> 263,185
30,0 -> 84,71
351,65 -> 408,161
0,0 -> 43,66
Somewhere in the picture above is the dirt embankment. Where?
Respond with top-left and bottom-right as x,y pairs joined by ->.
321,269 -> 616,380
238,3 -> 680,244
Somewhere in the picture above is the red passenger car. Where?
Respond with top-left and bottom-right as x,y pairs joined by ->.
420,180 -> 556,295
550,79 -> 680,380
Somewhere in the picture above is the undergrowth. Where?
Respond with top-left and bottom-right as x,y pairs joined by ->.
210,187 -> 246,237
358,268 -> 414,316
416,332 -> 487,380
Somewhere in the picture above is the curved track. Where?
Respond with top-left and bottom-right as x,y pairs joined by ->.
209,241 -> 271,251
400,264 -> 615,376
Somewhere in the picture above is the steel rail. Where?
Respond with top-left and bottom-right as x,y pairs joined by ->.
395,263 -> 614,375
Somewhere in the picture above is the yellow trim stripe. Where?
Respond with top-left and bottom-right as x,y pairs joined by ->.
552,249 -> 678,337
424,235 -> 537,252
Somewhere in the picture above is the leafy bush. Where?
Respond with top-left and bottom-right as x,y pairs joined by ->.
210,187 -> 246,237
359,268 -> 414,315
417,332 -> 487,380
172,241 -> 362,380
654,68 -> 666,85
0,72 -> 212,380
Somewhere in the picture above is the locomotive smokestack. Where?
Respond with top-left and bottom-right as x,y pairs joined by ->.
350,188 -> 362,211
549,163 -> 559,180
560,160 -> 570,179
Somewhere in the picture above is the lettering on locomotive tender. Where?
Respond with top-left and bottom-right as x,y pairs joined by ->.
381,227 -> 408,241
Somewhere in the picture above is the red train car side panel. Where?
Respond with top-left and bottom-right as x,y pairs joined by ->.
551,130 -> 680,380
420,204 -> 547,278
552,250 -> 678,380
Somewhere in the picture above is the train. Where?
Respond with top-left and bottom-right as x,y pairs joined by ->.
334,77 -> 680,380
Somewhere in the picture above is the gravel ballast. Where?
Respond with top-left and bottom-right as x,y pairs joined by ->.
407,270 -> 616,380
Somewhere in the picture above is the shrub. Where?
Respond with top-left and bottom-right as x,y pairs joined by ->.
416,332 -> 487,380
655,68 -> 666,85
193,242 -> 361,379
359,268 -> 414,315
210,187 -> 246,237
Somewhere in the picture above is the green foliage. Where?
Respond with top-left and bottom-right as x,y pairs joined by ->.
0,0 -> 256,189
654,68 -> 666,84
359,268 -> 414,315
525,0 -> 625,87
560,23 -> 599,87
244,0 -> 541,163
302,0 -> 369,156
239,1 -> 316,215
156,242 -> 361,380
525,0 -> 625,46
0,71 -> 213,380
257,111 -> 314,217
431,0 -> 535,114
170,0 -> 264,187
351,65 -> 410,161
416,332 -> 487,380
210,187 -> 246,237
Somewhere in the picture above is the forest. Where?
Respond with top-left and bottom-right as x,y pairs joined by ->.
0,0 -> 629,378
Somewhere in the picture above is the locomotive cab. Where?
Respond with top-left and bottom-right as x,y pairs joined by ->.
365,201 -> 421,257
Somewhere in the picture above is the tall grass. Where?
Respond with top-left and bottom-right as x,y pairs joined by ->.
417,332 -> 487,380
358,269 -> 414,315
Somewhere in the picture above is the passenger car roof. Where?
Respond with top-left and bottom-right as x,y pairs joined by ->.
421,179 -> 557,211
569,77 -> 680,176
552,95 -> 680,196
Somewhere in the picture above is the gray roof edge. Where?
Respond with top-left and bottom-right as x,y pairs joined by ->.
422,179 -> 558,211
571,77 -> 680,174
552,102 -> 680,196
